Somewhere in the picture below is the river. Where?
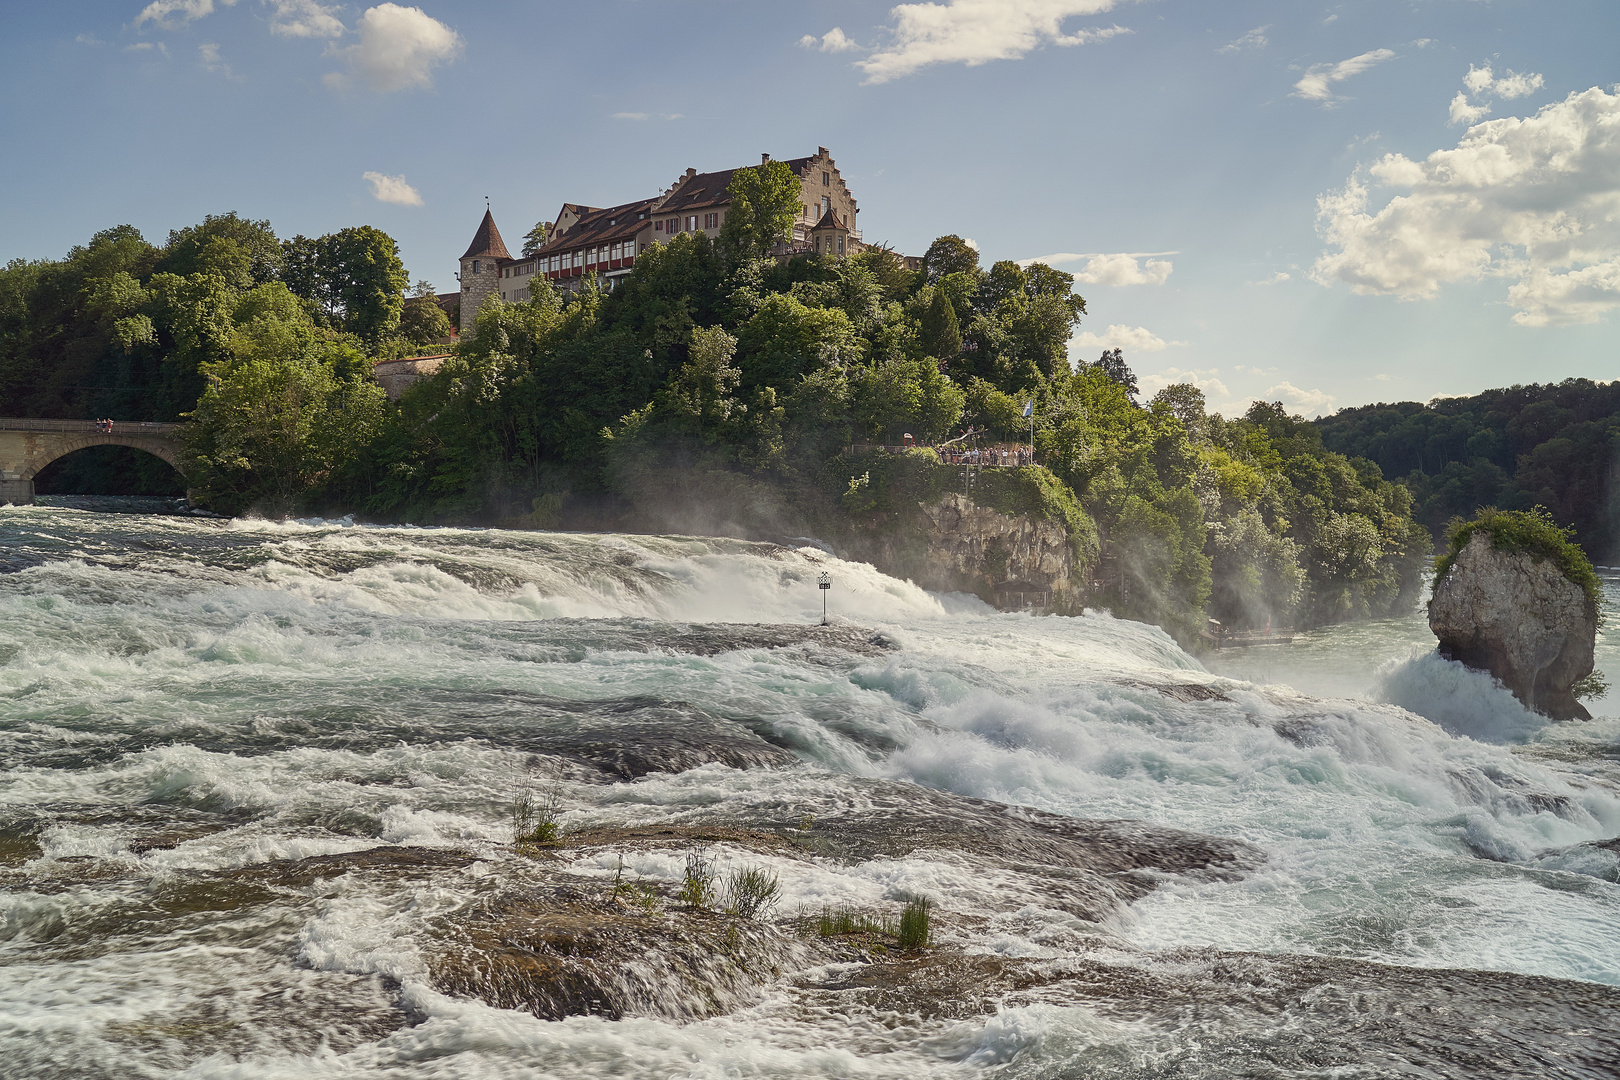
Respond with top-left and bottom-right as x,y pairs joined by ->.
3,498 -> 1618,1078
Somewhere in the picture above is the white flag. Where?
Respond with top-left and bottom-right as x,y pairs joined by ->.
1022,400 -> 1033,418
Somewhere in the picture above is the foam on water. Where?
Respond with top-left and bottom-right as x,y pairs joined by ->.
4,504 -> 1620,1076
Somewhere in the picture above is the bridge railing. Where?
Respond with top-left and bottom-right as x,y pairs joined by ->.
0,418 -> 184,434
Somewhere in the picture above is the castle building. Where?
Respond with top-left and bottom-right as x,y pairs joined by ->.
458,147 -> 861,314
456,208 -> 512,322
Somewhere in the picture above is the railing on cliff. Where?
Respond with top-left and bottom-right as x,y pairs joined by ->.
847,442 -> 1037,467
0,418 -> 184,434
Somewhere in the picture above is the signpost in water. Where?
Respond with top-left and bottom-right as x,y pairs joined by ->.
818,571 -> 830,624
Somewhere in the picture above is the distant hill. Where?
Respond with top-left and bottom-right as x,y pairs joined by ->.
1314,380 -> 1620,560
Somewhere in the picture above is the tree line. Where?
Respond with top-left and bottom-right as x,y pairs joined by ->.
1314,381 -> 1620,563
1,163 -> 1433,641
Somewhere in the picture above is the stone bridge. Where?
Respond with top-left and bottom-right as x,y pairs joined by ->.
0,418 -> 185,505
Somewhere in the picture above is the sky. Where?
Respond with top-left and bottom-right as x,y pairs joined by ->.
2,0 -> 1617,418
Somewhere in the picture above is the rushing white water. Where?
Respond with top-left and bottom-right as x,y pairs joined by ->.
3,499 -> 1619,1078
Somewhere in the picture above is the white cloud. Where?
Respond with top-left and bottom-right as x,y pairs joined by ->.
198,41 -> 235,76
135,0 -> 236,29
1071,324 -> 1183,353
1313,86 -> 1620,326
1292,48 -> 1396,104
125,41 -> 166,54
326,4 -> 461,92
963,237 -> 980,251
1464,62 -> 1542,100
1069,252 -> 1173,286
800,27 -> 861,53
265,0 -> 343,38
1263,381 -> 1336,416
363,171 -> 422,205
849,0 -> 1135,84
1450,63 -> 1544,126
1448,91 -> 1491,126
1249,271 -> 1290,285
1491,69 -> 1545,100
1020,250 -> 1177,283
1219,25 -> 1268,54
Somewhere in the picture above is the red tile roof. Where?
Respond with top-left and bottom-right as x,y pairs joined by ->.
536,197 -> 657,255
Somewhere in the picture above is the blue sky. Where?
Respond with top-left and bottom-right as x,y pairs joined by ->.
3,1 -> 1617,416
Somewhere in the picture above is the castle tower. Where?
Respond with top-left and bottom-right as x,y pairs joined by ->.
458,209 -> 511,333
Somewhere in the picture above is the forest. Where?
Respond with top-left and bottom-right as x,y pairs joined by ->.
1,163 -> 1435,642
1315,382 -> 1620,563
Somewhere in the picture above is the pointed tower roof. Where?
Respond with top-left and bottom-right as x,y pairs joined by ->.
461,209 -> 512,260
813,206 -> 847,231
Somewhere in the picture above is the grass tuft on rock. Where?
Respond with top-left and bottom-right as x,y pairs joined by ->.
1434,506 -> 1602,618
678,847 -> 718,909
897,895 -> 932,950
811,904 -> 893,938
722,865 -> 781,920
512,787 -> 564,848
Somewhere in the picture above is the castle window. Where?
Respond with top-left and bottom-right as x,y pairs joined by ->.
838,236 -> 845,255
822,171 -> 830,186
655,220 -> 662,232
472,260 -> 480,273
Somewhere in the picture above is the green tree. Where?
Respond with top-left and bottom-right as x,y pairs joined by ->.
183,284 -> 386,514
852,357 -> 965,443
720,161 -> 803,263
736,293 -> 859,391
522,220 -> 550,257
918,285 -> 961,361
920,235 -> 980,284
398,296 -> 453,345
279,226 -> 408,344
1090,348 -> 1138,403
159,212 -> 283,289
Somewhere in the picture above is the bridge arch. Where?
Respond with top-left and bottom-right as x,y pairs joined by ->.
0,420 -> 185,505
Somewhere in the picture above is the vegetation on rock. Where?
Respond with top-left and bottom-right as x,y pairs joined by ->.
1434,507 -> 1601,617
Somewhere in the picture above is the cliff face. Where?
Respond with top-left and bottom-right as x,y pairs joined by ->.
1428,532 -> 1597,720
843,493 -> 1078,608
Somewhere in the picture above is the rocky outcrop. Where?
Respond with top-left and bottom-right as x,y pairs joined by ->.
844,493 -> 1077,609
1428,532 -> 1597,720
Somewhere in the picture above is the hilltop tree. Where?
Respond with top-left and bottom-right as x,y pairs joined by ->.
920,235 -> 980,284
280,226 -> 408,344
1093,348 -> 1139,403
159,212 -> 283,289
720,160 -> 802,263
